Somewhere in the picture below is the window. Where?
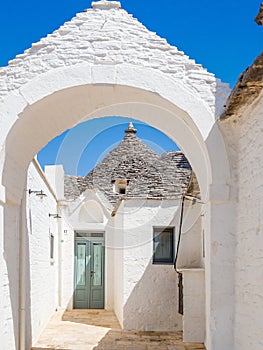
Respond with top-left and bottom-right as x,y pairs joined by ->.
114,179 -> 128,194
76,232 -> 104,238
153,227 -> 174,264
119,187 -> 126,194
50,233 -> 54,260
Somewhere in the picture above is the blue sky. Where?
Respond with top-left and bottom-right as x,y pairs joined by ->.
0,0 -> 261,175
1,0 -> 261,83
38,117 -> 180,176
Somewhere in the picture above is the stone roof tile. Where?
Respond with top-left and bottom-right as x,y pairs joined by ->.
222,52 -> 263,119
64,124 -> 199,203
255,3 -> 263,25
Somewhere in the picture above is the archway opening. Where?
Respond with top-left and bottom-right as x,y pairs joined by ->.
0,80 -> 232,350
32,116 -> 204,340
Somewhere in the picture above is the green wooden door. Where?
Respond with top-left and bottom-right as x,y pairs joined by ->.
74,238 -> 104,309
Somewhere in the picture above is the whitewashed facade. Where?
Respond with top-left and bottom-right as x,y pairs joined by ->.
0,1 -> 262,349
21,152 -> 204,347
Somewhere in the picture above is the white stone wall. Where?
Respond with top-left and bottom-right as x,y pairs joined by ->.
0,2 -> 234,348
121,200 -> 181,331
59,216 -> 74,310
112,211 -> 124,327
181,269 -> 205,342
0,4 -> 229,116
112,199 -> 203,332
221,94 -> 263,349
178,201 -> 203,268
0,202 -> 20,350
26,161 -> 59,346
105,216 -> 115,310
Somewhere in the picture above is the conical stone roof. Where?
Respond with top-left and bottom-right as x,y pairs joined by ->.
0,0 -> 229,112
64,123 -> 195,204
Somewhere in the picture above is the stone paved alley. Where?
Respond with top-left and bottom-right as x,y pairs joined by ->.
32,310 -> 206,350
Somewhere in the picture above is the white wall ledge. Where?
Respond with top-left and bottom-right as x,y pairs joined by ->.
177,268 -> 205,273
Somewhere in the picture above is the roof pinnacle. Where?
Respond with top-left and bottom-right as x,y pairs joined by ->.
125,122 -> 137,134
92,0 -> 121,10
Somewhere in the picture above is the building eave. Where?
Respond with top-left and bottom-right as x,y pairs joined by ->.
220,52 -> 263,120
255,2 -> 263,25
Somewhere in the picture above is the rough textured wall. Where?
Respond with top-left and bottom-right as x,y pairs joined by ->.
0,3 -> 229,115
114,199 -> 204,332
0,203 -> 20,350
234,95 -> 263,349
60,218 -> 74,310
222,53 -> 263,119
105,216 -> 115,310
177,201 -> 203,268
183,269 -> 205,342
221,92 -> 263,349
27,162 -> 59,345
121,200 -> 181,332
112,211 -> 124,326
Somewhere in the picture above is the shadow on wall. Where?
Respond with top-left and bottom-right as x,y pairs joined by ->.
215,78 -> 231,120
3,196 -> 32,350
122,259 -> 181,332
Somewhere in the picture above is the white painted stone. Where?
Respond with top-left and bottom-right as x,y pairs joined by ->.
64,190 -> 110,230
92,0 -> 121,10
19,64 -> 92,105
113,199 -> 203,332
0,184 -> 5,204
45,165 -> 65,200
220,92 -> 263,350
0,2 -> 230,114
0,202 -> 20,350
209,184 -> 230,202
0,94 -> 28,144
59,216 -> 74,310
0,2 -> 237,349
27,162 -> 59,345
179,269 -> 205,343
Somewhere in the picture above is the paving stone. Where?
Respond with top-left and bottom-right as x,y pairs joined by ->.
32,309 -> 206,350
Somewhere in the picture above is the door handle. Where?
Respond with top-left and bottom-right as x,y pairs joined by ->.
90,271 -> 95,277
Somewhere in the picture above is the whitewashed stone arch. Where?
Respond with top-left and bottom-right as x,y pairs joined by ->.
0,2 -> 234,350
0,64 -> 229,203
0,64 -> 234,350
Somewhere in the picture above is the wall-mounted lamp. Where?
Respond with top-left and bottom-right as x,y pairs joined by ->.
49,213 -> 61,219
29,189 -> 47,199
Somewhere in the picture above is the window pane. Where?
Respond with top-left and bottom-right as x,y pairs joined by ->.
153,228 -> 174,264
76,243 -> 86,286
50,234 -> 54,259
93,243 -> 103,286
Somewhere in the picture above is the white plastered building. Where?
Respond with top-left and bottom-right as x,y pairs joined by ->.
25,121 -> 205,346
0,1 -> 262,350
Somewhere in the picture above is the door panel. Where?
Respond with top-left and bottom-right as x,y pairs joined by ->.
90,242 -> 104,309
74,241 -> 91,308
74,237 -> 104,309
76,243 -> 87,286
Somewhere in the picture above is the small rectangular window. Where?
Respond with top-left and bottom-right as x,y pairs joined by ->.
76,232 -> 104,238
153,227 -> 174,264
50,233 -> 54,260
114,179 -> 127,194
